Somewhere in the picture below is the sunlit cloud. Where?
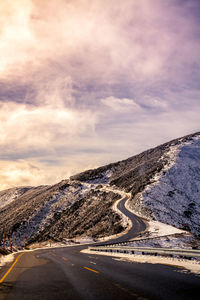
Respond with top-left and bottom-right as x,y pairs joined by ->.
0,0 -> 200,190
101,97 -> 141,112
0,100 -> 97,155
0,160 -> 44,190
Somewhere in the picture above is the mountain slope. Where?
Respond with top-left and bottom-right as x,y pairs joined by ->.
0,131 -> 199,246
0,187 -> 34,209
139,136 -> 200,235
71,132 -> 200,194
0,180 -> 121,246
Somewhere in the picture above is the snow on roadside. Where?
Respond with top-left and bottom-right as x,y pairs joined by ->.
0,253 -> 15,267
125,195 -> 185,238
82,249 -> 200,275
73,236 -> 96,244
145,220 -> 186,238
102,184 -> 131,198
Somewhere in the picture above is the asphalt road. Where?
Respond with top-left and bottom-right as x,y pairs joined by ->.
103,196 -> 147,244
0,197 -> 200,300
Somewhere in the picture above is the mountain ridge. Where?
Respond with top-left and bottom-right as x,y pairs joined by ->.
0,131 -> 200,247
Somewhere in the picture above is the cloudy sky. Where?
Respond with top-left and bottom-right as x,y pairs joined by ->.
0,0 -> 200,190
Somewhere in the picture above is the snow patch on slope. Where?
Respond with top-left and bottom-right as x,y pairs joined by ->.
0,188 -> 30,209
85,169 -> 112,184
141,136 -> 200,235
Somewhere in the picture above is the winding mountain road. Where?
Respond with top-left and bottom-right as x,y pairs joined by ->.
0,195 -> 200,300
110,196 -> 146,243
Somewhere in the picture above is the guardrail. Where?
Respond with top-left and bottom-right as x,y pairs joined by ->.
94,233 -> 187,248
88,246 -> 200,260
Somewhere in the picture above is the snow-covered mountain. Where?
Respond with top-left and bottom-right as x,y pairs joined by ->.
0,131 -> 199,247
137,135 -> 200,236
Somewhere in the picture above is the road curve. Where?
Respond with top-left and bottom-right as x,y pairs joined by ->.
94,195 -> 146,246
110,196 -> 146,243
0,196 -> 200,299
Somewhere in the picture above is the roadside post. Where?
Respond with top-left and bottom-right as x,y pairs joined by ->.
10,234 -> 13,252
3,232 -> 5,255
24,237 -> 27,249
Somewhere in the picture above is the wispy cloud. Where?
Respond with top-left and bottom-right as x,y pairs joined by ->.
101,97 -> 141,112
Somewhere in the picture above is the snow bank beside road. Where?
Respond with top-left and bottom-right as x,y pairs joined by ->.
82,249 -> 200,275
147,220 -> 185,236
0,253 -> 15,268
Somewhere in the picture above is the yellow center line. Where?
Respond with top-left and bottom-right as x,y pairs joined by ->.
159,263 -> 186,269
0,252 -> 24,284
84,267 -> 99,274
62,257 -> 68,261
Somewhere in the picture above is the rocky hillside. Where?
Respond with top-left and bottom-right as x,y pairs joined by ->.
0,131 -> 199,246
0,187 -> 33,209
0,180 -> 121,246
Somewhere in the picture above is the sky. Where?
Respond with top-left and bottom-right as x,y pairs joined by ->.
0,0 -> 200,190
